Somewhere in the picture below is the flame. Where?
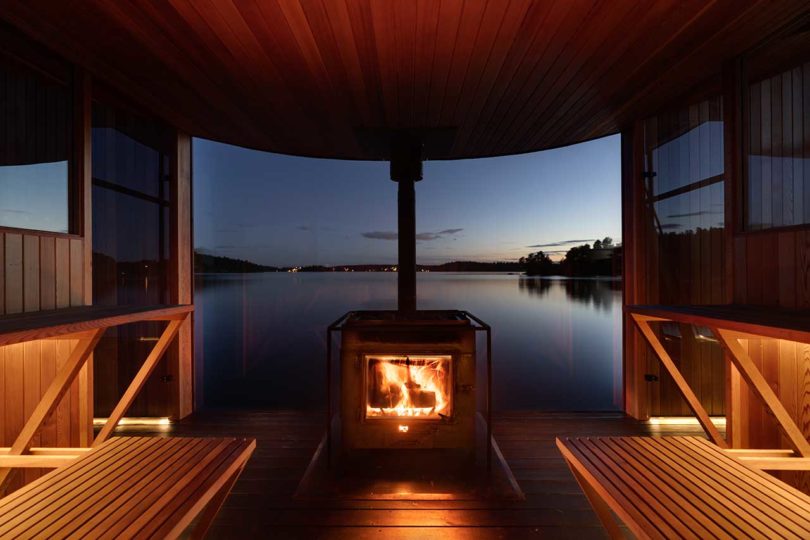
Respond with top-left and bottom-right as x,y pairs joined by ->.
366,356 -> 452,419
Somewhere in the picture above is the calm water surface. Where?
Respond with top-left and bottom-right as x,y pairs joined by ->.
194,273 -> 622,411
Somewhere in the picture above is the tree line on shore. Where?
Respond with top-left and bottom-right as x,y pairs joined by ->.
195,238 -> 621,277
520,237 -> 620,277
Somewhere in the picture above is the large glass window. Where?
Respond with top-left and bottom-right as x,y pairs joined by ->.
92,99 -> 173,416
643,96 -> 725,305
0,50 -> 71,233
91,101 -> 171,306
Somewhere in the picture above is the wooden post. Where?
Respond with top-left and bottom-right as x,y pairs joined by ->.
74,66 -> 94,447
722,58 -> 743,448
170,131 -> 194,419
621,122 -> 650,420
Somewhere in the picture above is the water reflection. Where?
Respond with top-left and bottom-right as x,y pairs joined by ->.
195,273 -> 623,412
519,277 -> 621,311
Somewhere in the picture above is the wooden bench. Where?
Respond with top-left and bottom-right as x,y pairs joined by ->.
557,436 -> 810,539
0,436 -> 255,539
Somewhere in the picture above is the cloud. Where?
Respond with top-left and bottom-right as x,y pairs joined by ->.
362,231 -> 399,240
528,238 -> 595,248
666,211 -> 716,218
363,229 -> 463,241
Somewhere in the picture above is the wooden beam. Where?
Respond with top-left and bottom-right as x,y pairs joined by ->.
621,122 -> 650,421
0,328 -> 104,492
170,131 -> 194,420
0,447 -> 91,455
724,448 -> 795,457
0,454 -> 82,468
75,65 -> 94,448
727,359 -> 744,447
713,328 -> 810,457
94,317 -> 185,446
631,314 -> 728,447
0,304 -> 192,347
734,457 -> 810,471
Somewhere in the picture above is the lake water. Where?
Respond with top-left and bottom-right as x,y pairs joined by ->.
194,273 -> 623,412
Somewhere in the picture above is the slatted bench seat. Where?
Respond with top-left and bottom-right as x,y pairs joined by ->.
557,436 -> 810,540
0,436 -> 255,539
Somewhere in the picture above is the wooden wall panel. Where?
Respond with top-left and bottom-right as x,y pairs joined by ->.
0,231 -> 87,491
39,237 -> 55,311
22,235 -> 38,313
723,45 -> 810,491
5,233 -> 23,314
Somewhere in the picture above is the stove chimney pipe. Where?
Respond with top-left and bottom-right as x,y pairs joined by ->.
390,132 -> 422,312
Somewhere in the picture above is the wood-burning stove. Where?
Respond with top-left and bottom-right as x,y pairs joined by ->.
330,310 -> 484,457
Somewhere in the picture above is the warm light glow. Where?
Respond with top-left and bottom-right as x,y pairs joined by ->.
647,416 -> 726,426
93,417 -> 171,426
398,425 -> 409,433
366,355 -> 452,419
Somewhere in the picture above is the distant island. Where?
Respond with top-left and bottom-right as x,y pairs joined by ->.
195,237 -> 622,277
195,252 -> 280,273
195,252 -> 523,274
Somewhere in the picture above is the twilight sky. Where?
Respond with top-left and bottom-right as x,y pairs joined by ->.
193,135 -> 621,267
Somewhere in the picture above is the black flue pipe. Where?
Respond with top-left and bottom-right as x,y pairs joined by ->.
397,177 -> 416,311
390,132 -> 422,312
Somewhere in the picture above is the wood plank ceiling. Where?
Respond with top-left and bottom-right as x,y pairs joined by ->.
3,0 -> 809,160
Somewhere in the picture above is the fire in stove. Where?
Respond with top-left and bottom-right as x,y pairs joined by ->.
365,355 -> 452,419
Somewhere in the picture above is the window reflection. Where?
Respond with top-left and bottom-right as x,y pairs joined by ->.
0,51 -> 71,232
91,100 -> 172,418
746,62 -> 810,230
642,96 -> 726,418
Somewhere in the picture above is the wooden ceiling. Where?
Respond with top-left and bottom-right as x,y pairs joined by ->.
3,1 -> 808,160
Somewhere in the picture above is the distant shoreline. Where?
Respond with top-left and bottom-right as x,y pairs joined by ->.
194,252 -> 620,278
194,271 -> 622,280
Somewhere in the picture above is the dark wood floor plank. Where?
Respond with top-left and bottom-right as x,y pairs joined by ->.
113,410 -> 711,538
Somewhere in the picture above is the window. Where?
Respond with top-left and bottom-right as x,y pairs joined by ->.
642,95 -> 725,305
744,30 -> 810,230
0,50 -> 72,233
91,100 -> 172,306
91,98 -> 173,417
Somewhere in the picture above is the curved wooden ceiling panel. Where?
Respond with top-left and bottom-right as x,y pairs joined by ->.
2,0 -> 808,159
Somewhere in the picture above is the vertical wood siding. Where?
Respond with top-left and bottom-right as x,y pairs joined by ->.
0,231 -> 85,491
732,57 -> 810,491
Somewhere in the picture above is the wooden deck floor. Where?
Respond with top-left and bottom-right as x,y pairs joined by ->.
121,411 -> 707,539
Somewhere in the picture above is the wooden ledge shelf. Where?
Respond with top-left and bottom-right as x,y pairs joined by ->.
627,303 -> 810,470
0,304 -> 193,493
626,304 -> 810,344
0,304 -> 193,347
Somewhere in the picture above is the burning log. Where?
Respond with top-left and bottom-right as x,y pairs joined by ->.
366,355 -> 450,418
